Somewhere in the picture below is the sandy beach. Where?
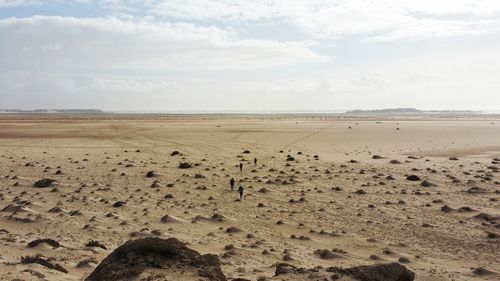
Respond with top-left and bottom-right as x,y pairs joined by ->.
0,115 -> 498,281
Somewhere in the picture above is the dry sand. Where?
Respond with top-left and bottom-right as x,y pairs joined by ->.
0,116 -> 498,280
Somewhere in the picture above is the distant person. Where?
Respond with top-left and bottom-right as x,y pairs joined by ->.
230,177 -> 235,191
253,157 -> 257,166
237,185 -> 244,200
239,162 -> 243,172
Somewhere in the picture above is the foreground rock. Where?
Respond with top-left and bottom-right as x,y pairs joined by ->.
272,262 -> 415,281
86,237 -> 414,281
86,237 -> 227,281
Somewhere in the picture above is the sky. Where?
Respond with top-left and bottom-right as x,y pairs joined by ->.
0,0 -> 499,112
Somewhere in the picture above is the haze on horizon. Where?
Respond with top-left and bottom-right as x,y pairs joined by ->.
1,1 -> 499,111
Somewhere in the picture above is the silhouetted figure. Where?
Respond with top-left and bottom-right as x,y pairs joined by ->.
253,157 -> 257,166
238,185 -> 244,199
230,177 -> 235,191
239,162 -> 243,172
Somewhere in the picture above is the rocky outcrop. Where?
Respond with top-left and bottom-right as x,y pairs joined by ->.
86,237 -> 226,281
87,237 -> 415,281
273,262 -> 415,281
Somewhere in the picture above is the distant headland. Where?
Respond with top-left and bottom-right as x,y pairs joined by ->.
0,109 -> 104,114
345,108 -> 481,115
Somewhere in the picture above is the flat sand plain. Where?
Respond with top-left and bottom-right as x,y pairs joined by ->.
0,115 -> 498,280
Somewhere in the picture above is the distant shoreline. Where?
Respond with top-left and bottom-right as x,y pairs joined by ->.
0,112 -> 499,121
1,107 -> 500,115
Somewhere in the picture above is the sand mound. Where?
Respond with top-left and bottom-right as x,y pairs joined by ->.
160,214 -> 187,223
475,212 -> 500,223
151,180 -> 162,188
313,249 -> 343,259
48,206 -> 65,213
193,213 -> 229,223
473,267 -> 497,276
1,203 -> 33,213
211,213 -> 227,222
420,180 -> 436,187
272,262 -> 414,281
6,207 -> 44,223
85,237 -> 226,281
440,205 -> 455,213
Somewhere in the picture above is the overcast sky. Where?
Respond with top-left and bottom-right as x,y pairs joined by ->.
1,1 -> 499,111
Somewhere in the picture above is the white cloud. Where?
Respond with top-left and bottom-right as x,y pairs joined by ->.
0,16 -> 327,73
3,47 -> 499,111
147,0 -> 500,41
0,0 -> 40,7
5,1 -> 499,41
1,1 -> 500,111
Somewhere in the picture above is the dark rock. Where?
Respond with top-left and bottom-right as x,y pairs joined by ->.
398,257 -> 410,263
178,162 -> 192,169
27,239 -> 60,248
473,267 -> 496,276
113,201 -> 126,207
86,240 -> 107,250
406,175 -> 420,181
33,178 -> 57,188
21,255 -> 68,274
274,262 -> 414,281
226,227 -> 241,233
458,206 -> 474,212
86,237 -> 226,281
211,213 -> 225,222
330,262 -> 414,281
466,186 -> 487,193
487,232 -> 499,239
475,213 -> 498,222
48,206 -> 63,213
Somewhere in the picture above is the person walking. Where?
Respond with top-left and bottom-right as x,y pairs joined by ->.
239,162 -> 243,172
230,177 -> 235,191
237,185 -> 244,200
253,157 -> 257,166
